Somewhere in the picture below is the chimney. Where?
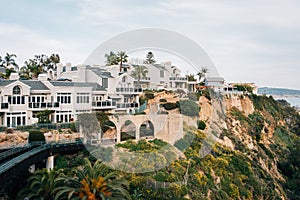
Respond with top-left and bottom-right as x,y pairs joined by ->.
38,74 -> 48,81
9,73 -> 20,80
77,64 -> 86,82
66,62 -> 72,72
57,63 -> 63,77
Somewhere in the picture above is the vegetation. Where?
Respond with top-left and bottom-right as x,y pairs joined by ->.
234,84 -> 253,93
131,65 -> 148,87
197,120 -> 206,130
37,109 -> 54,123
178,100 -> 199,117
162,102 -> 178,110
145,51 -> 156,64
197,67 -> 208,82
28,130 -> 45,143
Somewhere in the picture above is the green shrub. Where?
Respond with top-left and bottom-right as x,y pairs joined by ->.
178,100 -> 200,117
197,120 -> 206,130
28,130 -> 45,143
162,102 -> 178,110
70,122 -> 78,132
159,99 -> 167,102
5,128 -> 14,134
145,92 -> 155,100
188,92 -> 201,101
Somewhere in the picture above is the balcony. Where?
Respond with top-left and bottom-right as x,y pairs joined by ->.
116,88 -> 143,93
28,102 -> 60,110
116,102 -> 139,109
92,101 -> 117,110
134,77 -> 151,82
169,77 -> 187,82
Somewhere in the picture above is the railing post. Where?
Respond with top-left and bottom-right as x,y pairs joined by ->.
46,155 -> 54,171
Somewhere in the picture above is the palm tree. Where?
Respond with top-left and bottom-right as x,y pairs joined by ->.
55,158 -> 131,200
1,53 -> 19,71
131,65 -> 148,88
186,74 -> 196,82
197,67 -> 208,82
116,51 -> 128,72
18,169 -> 64,200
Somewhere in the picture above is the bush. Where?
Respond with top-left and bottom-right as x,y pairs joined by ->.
178,100 -> 200,117
159,99 -> 167,103
70,122 -> 78,132
5,128 -> 14,134
145,92 -> 155,100
197,120 -> 206,130
162,102 -> 178,110
28,130 -> 45,143
188,92 -> 201,101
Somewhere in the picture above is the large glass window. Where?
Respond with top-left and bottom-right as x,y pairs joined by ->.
57,93 -> 71,104
76,93 -> 90,104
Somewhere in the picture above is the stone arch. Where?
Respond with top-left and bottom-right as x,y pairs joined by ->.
101,120 -> 117,140
140,120 -> 154,139
121,120 -> 136,141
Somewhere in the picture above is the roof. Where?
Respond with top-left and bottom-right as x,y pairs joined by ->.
205,77 -> 225,82
0,80 -> 50,90
86,66 -> 114,78
21,80 -> 50,90
50,81 -> 106,91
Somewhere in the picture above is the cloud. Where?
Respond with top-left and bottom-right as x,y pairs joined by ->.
0,23 -> 85,65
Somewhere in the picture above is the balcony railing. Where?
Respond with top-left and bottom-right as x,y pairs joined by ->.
116,102 -> 139,109
116,88 -> 143,93
1,103 -> 9,109
169,77 -> 187,81
135,77 -> 151,81
28,102 -> 60,109
92,101 -> 117,108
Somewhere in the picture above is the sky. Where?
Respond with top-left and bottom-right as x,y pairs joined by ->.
0,0 -> 299,89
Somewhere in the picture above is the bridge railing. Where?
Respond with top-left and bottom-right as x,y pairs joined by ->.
0,145 -> 47,174
0,141 -> 83,174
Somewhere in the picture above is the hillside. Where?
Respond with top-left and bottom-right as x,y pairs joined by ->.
16,91 -> 300,200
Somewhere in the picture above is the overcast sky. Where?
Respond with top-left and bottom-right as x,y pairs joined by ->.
0,0 -> 299,89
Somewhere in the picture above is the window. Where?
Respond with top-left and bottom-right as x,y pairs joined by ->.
57,93 -> 71,104
102,78 -> 108,88
160,70 -> 164,78
13,86 -> 21,95
122,76 -> 127,83
76,93 -> 90,104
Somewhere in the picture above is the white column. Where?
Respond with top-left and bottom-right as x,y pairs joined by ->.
46,156 -> 54,171
28,164 -> 35,174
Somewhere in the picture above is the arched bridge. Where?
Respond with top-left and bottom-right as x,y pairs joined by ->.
0,141 -> 84,184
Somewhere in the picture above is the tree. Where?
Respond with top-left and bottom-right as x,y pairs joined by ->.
197,67 -> 208,82
18,169 -> 64,200
37,109 -> 54,123
145,51 -> 156,64
105,51 -> 119,66
116,51 -> 128,72
24,55 -> 48,79
131,65 -> 148,87
47,54 -> 60,69
0,53 -> 18,71
55,158 -> 131,200
186,74 -> 196,81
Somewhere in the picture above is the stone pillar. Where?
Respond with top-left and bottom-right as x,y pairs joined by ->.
28,164 -> 35,174
136,127 -> 140,140
46,156 -> 54,171
117,129 -> 121,143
